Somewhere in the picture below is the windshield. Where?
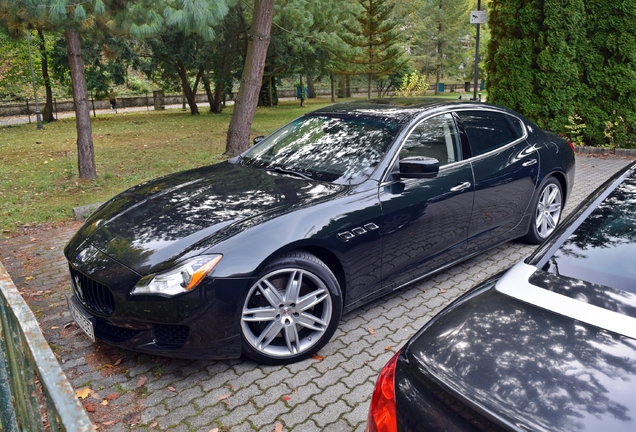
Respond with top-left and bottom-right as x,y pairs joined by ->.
241,115 -> 399,184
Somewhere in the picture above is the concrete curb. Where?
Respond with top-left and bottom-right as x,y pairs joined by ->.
72,203 -> 103,221
575,146 -> 636,158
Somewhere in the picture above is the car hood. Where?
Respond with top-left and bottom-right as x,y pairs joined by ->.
405,282 -> 636,432
74,162 -> 345,274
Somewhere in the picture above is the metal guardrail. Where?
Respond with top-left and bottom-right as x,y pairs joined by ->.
0,262 -> 93,432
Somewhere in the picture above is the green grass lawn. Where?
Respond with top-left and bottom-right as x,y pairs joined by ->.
0,94 -> 477,236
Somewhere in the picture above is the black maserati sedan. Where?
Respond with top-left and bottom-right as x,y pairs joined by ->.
367,161 -> 636,432
64,99 -> 575,364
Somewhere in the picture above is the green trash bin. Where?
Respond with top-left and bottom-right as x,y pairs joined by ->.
438,83 -> 445,92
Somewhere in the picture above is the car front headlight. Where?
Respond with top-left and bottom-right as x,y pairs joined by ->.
132,255 -> 222,297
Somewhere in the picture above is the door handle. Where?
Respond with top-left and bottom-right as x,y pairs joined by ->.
450,182 -> 471,192
522,159 -> 538,167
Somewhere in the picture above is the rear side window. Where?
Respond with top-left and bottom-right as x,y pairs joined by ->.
457,110 -> 524,157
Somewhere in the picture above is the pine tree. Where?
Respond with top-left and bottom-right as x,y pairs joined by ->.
333,0 -> 407,99
417,0 -> 471,94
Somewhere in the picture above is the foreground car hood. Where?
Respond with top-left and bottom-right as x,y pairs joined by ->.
405,283 -> 636,432
74,162 -> 345,274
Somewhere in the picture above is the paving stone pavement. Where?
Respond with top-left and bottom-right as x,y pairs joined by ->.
0,154 -> 633,432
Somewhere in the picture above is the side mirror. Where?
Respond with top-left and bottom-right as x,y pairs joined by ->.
253,136 -> 265,146
396,156 -> 439,179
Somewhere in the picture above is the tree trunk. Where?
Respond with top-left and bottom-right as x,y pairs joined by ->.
338,75 -> 346,98
299,74 -> 306,107
306,75 -> 316,98
225,0 -> 275,156
38,30 -> 55,123
268,77 -> 273,107
66,29 -> 96,180
346,75 -> 351,97
330,74 -> 336,102
214,81 -> 223,113
176,61 -> 200,115
435,35 -> 442,95
203,73 -> 222,114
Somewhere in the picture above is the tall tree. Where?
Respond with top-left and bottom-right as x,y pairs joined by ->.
1,0 -> 233,178
37,30 -> 55,122
333,0 -> 406,99
225,0 -> 275,156
143,31 -> 208,115
417,0 -> 472,94
0,6 -> 57,122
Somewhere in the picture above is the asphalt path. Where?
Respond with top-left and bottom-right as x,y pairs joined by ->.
0,154 -> 632,431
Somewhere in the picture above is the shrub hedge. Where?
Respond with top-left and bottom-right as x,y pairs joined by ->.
486,0 -> 635,148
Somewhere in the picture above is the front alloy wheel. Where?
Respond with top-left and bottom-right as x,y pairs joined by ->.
240,252 -> 342,364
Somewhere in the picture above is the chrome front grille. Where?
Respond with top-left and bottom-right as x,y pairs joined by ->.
69,266 -> 115,315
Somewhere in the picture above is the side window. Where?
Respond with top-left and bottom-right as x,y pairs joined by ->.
399,113 -> 460,166
457,111 -> 524,157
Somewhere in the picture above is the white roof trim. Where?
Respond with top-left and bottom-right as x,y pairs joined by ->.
495,261 -> 636,340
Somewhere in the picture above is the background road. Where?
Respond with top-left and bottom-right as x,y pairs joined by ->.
0,154 -> 632,431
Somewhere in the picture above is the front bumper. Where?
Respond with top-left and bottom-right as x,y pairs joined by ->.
66,246 -> 252,359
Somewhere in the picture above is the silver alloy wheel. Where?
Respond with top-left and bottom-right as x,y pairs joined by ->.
535,183 -> 562,238
241,268 -> 333,359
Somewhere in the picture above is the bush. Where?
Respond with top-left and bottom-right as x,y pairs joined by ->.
487,0 -> 635,148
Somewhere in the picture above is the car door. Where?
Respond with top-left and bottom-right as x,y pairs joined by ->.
456,109 -> 539,254
379,113 -> 475,291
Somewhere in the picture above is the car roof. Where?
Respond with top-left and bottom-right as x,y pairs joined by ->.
310,98 -> 488,125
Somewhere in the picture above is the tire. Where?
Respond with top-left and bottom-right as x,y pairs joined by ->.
240,251 -> 343,365
522,176 -> 563,244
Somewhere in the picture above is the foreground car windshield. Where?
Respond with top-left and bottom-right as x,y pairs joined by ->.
242,115 -> 399,184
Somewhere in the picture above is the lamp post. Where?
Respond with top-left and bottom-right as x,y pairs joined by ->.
471,1 -> 486,101
25,25 -> 43,130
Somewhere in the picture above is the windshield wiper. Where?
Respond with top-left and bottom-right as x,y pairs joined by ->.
262,166 -> 313,180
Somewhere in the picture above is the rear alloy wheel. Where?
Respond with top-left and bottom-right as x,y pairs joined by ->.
240,252 -> 342,364
523,177 -> 563,244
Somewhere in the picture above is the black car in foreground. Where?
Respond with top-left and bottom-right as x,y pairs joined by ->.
64,99 -> 575,364
367,161 -> 636,432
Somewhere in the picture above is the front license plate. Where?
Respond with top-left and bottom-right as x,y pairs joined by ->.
67,296 -> 95,342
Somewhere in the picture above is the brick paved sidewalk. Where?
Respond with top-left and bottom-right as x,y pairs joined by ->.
0,155 -> 632,431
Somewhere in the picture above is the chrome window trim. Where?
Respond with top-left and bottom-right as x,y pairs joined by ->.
496,261 -> 636,340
